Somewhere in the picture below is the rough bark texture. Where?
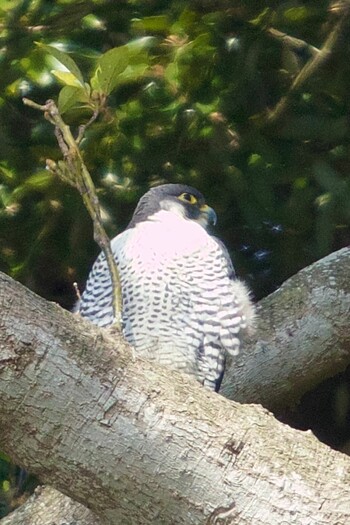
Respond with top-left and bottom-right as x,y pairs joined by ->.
0,250 -> 350,524
0,250 -> 350,525
222,247 -> 350,410
0,486 -> 102,525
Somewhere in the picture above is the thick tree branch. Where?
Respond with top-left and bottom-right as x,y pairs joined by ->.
222,247 -> 350,410
0,486 -> 102,525
0,252 -> 350,524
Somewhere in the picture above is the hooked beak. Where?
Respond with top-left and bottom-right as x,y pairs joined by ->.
200,204 -> 217,226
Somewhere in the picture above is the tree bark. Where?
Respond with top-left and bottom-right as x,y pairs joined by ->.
0,486 -> 102,525
222,247 -> 350,410
0,250 -> 350,524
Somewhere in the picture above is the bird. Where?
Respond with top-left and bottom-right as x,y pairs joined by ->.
77,184 -> 255,391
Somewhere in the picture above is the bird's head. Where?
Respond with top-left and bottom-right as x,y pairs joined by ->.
127,184 -> 217,230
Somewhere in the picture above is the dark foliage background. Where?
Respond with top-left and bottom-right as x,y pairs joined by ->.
0,0 -> 350,517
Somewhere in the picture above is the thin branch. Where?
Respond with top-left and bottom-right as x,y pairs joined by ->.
45,159 -> 76,188
267,27 -> 319,58
22,97 -> 123,329
76,107 -> 100,145
265,2 -> 350,126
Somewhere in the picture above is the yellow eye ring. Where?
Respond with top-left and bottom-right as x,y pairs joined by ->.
178,192 -> 198,205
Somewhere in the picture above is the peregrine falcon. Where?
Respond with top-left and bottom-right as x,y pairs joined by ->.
78,184 -> 254,391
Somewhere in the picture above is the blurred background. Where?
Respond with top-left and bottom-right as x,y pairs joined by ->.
0,0 -> 350,517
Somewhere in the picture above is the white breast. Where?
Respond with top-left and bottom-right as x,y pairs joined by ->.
113,210 -> 213,271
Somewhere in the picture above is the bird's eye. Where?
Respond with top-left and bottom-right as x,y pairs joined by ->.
178,192 -> 197,204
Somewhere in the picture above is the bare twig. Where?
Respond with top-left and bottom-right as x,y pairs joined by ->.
73,282 -> 81,302
76,108 -> 99,145
45,159 -> 77,188
23,97 -> 123,329
267,28 -> 319,58
265,3 -> 350,126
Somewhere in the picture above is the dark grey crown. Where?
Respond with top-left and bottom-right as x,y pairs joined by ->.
126,184 -> 206,228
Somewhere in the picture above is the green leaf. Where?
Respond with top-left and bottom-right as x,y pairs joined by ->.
117,63 -> 149,85
91,40 -> 151,95
58,85 -> 90,114
126,37 -> 155,61
195,99 -> 219,115
25,171 -> 53,190
131,15 -> 169,32
36,42 -> 84,85
248,153 -> 263,167
164,62 -> 179,87
0,186 -> 11,207
2,480 -> 10,493
249,8 -> 272,28
284,7 -> 309,22
0,163 -> 16,183
51,70 -> 83,87
91,46 -> 129,94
